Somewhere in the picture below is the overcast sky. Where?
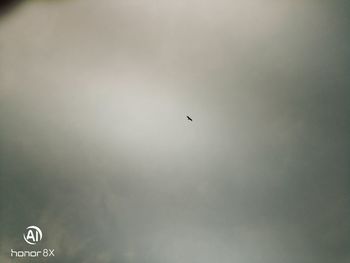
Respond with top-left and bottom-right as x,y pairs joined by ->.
0,1 -> 349,262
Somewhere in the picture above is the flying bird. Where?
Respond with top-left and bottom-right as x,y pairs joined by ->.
186,116 -> 193,121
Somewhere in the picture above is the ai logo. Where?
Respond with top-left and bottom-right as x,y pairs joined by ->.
23,226 -> 42,245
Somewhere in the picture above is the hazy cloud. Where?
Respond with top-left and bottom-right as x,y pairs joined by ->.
0,0 -> 349,262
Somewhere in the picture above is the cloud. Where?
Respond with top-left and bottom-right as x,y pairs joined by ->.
0,0 -> 349,262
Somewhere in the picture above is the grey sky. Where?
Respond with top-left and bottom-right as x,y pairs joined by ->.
0,1 -> 349,262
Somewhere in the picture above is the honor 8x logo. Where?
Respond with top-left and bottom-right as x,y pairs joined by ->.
23,226 -> 42,245
10,226 -> 55,258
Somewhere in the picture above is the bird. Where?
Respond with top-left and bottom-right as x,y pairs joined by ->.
186,115 -> 193,121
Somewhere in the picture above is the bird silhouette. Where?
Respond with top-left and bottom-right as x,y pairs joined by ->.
186,116 -> 193,121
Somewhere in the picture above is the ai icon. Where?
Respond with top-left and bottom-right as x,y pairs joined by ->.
23,226 -> 42,245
